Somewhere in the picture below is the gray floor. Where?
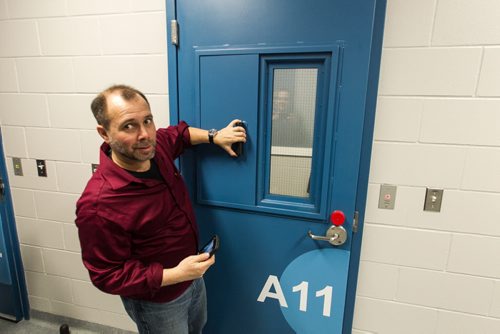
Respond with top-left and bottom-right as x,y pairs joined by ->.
0,310 -> 137,334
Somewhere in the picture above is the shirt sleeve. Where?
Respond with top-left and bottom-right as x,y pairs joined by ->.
156,120 -> 192,160
76,213 -> 164,298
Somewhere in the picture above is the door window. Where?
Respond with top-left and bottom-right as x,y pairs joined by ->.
259,53 -> 332,216
269,68 -> 318,198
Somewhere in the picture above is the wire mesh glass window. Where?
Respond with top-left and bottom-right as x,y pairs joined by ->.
269,68 -> 318,198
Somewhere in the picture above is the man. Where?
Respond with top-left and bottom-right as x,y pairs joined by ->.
75,84 -> 246,333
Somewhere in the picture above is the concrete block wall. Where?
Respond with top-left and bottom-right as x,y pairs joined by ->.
0,0 -> 169,331
0,0 -> 499,333
353,0 -> 500,333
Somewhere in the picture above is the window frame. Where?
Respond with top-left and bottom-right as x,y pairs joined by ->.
257,53 -> 333,215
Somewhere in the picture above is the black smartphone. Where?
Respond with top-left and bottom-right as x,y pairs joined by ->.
199,235 -> 220,257
232,121 -> 246,156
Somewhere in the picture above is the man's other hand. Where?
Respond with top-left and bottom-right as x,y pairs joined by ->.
161,253 -> 215,286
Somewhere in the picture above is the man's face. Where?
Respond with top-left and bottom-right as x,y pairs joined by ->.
273,90 -> 290,117
98,93 -> 157,169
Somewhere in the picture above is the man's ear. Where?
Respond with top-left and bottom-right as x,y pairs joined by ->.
96,125 -> 110,143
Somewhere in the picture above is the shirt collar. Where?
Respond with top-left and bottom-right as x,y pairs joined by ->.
98,142 -> 147,190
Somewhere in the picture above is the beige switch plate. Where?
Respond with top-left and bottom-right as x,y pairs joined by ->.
378,184 -> 397,210
13,157 -> 23,176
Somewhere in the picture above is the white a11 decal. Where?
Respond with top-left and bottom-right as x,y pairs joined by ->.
257,275 -> 333,317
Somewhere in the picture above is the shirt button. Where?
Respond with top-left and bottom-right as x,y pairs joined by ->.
174,172 -> 179,177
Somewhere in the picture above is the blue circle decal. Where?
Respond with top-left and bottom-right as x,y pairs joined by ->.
280,249 -> 350,334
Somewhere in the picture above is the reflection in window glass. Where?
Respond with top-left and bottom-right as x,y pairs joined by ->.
269,68 -> 318,198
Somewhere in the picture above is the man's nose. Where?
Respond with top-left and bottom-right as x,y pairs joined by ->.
138,125 -> 149,140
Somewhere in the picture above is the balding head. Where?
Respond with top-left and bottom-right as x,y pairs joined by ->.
91,84 -> 150,129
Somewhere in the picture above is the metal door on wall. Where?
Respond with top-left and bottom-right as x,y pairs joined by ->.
167,1 -> 386,333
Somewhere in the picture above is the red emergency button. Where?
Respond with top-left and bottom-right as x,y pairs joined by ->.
330,210 -> 345,226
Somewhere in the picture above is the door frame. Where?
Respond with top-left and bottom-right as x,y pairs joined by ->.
0,129 -> 30,321
342,2 -> 387,329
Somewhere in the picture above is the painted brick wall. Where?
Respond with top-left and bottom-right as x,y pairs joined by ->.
0,0 -> 499,333
353,0 -> 500,333
0,0 -> 169,331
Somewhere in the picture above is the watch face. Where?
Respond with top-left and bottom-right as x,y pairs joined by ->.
208,128 -> 217,143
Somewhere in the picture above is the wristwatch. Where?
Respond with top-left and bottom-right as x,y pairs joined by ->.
208,128 -> 218,144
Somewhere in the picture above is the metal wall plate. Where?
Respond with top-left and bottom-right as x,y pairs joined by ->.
13,158 -> 23,176
378,184 -> 397,210
424,188 -> 443,212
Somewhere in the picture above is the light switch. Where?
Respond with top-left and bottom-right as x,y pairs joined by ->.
13,158 -> 23,176
424,188 -> 443,212
36,159 -> 47,177
378,184 -> 397,210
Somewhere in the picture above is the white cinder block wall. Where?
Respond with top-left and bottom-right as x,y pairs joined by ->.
353,0 -> 500,333
0,0 -> 499,333
0,0 -> 169,331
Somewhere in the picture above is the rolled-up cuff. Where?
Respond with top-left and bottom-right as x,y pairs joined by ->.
147,262 -> 165,297
178,120 -> 192,148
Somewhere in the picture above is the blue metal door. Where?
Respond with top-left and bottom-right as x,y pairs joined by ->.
167,1 -> 386,333
0,131 -> 30,321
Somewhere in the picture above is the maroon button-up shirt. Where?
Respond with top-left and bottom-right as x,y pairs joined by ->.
76,121 -> 199,302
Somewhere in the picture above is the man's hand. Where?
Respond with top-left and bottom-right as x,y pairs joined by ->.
213,119 -> 247,157
161,253 -> 215,286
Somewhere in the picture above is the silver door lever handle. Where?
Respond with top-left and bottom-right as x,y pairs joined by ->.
308,230 -> 339,242
307,225 -> 347,246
